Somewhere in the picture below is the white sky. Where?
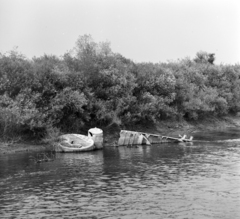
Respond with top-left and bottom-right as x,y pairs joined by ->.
0,0 -> 239,64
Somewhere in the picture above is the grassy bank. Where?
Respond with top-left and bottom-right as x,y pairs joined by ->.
1,115 -> 240,154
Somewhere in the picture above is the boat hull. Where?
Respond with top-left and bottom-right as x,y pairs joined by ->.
118,130 -> 193,145
55,134 -> 95,152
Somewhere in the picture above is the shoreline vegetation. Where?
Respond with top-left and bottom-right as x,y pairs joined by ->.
0,35 -> 240,153
1,115 -> 240,154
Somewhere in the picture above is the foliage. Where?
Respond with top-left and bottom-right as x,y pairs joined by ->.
194,51 -> 215,65
0,37 -> 239,140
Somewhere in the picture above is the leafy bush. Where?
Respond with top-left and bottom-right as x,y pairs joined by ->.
0,40 -> 239,140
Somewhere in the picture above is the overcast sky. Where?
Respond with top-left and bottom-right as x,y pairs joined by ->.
0,0 -> 239,64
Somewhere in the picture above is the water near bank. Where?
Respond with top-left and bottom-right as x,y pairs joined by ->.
1,128 -> 240,218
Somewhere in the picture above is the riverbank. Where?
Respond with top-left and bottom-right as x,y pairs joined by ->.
1,115 -> 240,154
0,141 -> 54,154
104,115 -> 240,144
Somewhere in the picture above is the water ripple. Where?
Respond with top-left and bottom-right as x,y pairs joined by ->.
1,138 -> 240,218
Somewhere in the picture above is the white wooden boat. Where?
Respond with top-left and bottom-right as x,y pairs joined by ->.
55,134 -> 95,152
118,130 -> 193,146
118,130 -> 151,146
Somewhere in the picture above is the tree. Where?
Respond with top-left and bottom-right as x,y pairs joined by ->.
208,53 -> 215,64
194,51 -> 215,65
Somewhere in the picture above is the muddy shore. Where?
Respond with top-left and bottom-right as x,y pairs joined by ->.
1,115 -> 240,154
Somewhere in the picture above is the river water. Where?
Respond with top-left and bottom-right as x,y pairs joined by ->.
1,128 -> 240,219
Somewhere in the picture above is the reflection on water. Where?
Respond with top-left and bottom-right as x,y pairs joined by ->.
1,129 -> 240,218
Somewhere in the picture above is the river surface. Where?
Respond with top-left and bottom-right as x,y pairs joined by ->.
1,128 -> 240,218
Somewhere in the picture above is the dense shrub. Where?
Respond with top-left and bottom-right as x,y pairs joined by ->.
0,35 -> 239,139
